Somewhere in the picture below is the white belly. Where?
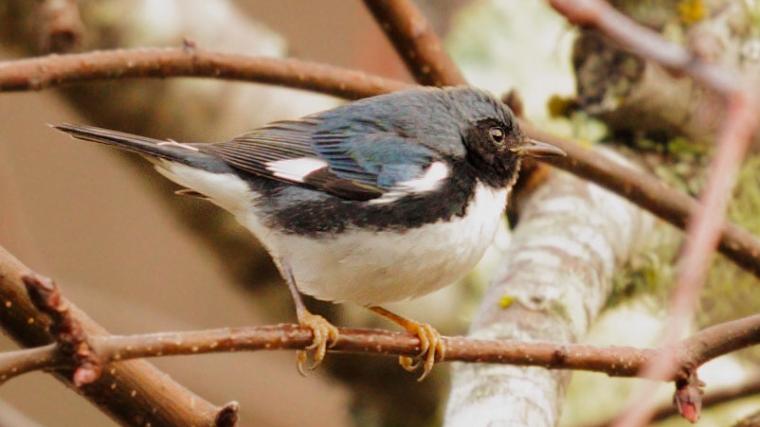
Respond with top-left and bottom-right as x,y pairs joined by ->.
157,161 -> 507,305
262,184 -> 507,305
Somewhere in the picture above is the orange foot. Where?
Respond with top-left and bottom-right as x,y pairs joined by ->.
369,306 -> 446,381
295,310 -> 339,376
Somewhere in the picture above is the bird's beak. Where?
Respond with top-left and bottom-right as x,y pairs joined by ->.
512,138 -> 566,158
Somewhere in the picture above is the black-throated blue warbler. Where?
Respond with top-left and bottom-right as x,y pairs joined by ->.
53,86 -> 564,380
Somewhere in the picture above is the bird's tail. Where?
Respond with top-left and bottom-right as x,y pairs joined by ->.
52,123 -> 218,168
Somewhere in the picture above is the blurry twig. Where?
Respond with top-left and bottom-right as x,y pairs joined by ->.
584,374 -> 760,427
0,47 -> 411,99
361,0 -> 466,86
37,0 -> 83,53
549,0 -> 760,425
0,245 -> 238,427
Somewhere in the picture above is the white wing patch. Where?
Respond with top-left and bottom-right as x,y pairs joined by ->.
370,161 -> 449,205
400,161 -> 449,192
265,157 -> 328,182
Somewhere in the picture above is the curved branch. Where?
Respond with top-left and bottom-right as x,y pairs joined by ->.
529,125 -> 760,278
362,0 -> 466,86
0,47 -> 412,99
0,245 -> 234,427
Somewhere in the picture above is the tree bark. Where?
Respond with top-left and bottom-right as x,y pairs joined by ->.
573,0 -> 760,148
444,150 -> 654,426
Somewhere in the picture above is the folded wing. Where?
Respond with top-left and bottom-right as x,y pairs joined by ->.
204,117 -> 447,202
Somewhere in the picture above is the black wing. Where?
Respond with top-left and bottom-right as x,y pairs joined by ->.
202,117 -> 442,202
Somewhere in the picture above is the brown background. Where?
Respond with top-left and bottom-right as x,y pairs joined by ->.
0,1 -> 425,425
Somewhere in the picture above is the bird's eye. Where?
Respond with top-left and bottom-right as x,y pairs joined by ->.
489,127 -> 505,145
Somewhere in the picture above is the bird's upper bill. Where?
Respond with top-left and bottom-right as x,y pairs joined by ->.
511,138 -> 566,159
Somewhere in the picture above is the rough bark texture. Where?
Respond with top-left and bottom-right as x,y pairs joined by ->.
573,0 -> 760,147
444,150 -> 654,427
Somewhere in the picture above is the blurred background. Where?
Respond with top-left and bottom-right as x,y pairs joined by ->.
0,1 -> 759,426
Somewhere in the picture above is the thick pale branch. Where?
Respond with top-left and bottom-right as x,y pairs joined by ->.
549,0 -> 739,95
549,1 -> 760,425
1,314 -> 758,386
0,47 -> 412,99
529,125 -> 760,278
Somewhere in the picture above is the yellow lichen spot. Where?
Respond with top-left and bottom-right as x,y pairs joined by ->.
678,0 -> 707,25
498,295 -> 515,309
547,95 -> 574,118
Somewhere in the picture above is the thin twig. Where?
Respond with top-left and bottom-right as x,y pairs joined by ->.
37,0 -> 83,53
0,47 -> 412,99
362,0 -> 466,86
1,313 -> 758,386
584,375 -> 760,427
548,1 -> 760,425
1,49 -> 760,282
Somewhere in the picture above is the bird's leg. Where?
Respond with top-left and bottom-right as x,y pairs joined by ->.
368,306 -> 445,381
279,260 -> 339,376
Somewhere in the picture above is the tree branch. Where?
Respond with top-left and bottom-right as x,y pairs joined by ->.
529,125 -> 760,278
585,374 -> 760,427
361,0 -> 466,86
37,0 -> 83,53
0,245 -> 236,427
0,47 -> 411,99
446,150 -> 655,426
1,311 -> 757,386
549,1 -> 760,425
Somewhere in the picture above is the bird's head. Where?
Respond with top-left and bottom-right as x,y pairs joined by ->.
447,87 -> 565,188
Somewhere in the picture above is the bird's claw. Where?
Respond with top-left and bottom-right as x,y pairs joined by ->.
295,311 -> 339,376
400,322 -> 445,381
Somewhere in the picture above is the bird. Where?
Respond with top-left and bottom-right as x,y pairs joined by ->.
53,86 -> 564,380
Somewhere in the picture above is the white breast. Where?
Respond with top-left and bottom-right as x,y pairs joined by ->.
156,161 -> 508,306
267,184 -> 507,305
